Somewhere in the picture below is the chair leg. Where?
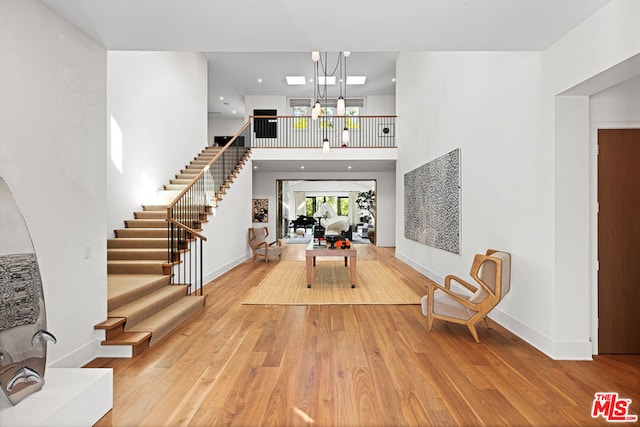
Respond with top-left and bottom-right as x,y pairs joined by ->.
426,313 -> 434,331
467,324 -> 480,343
483,316 -> 492,329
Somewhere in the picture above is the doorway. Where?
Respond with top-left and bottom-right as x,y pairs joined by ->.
276,179 -> 376,243
597,128 -> 640,353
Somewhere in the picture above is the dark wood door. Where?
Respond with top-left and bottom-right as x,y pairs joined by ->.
597,128 -> 640,353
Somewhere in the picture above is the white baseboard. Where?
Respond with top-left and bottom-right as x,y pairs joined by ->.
395,252 -> 444,283
489,309 -> 592,360
204,252 -> 251,285
47,336 -> 103,368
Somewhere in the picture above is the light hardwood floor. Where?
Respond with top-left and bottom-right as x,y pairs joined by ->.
88,244 -> 640,426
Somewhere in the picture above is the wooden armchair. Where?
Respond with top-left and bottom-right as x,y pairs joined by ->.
421,249 -> 511,343
248,227 -> 283,262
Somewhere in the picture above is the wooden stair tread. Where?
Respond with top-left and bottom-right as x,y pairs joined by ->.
134,211 -> 166,219
109,285 -> 189,330
107,248 -> 168,261
94,317 -> 126,330
108,259 -> 166,265
127,296 -> 205,346
142,204 -> 169,211
114,228 -> 167,238
125,219 -> 167,228
107,274 -> 171,311
102,331 -> 151,346
107,260 -> 166,275
108,238 -> 170,249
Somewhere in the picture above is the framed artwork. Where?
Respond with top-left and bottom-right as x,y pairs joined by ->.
404,148 -> 461,254
252,198 -> 268,223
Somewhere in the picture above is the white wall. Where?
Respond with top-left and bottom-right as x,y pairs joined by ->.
252,168 -> 396,247
201,162 -> 253,282
395,0 -> 640,360
0,0 -> 107,367
107,51 -> 208,235
395,50 -> 550,340
590,74 -> 640,120
208,117 -> 245,145
367,95 -> 396,115
546,0 -> 640,358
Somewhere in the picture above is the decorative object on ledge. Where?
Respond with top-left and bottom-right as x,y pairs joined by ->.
0,177 -> 56,405
404,148 -> 461,254
252,198 -> 269,223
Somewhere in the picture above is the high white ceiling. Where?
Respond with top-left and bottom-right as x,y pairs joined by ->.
40,0 -> 613,119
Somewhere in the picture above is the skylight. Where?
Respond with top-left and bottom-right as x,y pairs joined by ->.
347,76 -> 367,85
285,76 -> 307,85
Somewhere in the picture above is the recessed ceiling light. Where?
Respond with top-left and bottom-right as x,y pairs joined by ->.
286,76 -> 307,85
253,165 -> 257,169
232,110 -> 236,114
257,78 -> 262,83
300,166 -> 305,169
318,76 -> 336,85
392,77 -> 396,82
219,96 -> 224,100
347,76 -> 367,85
348,166 -> 352,169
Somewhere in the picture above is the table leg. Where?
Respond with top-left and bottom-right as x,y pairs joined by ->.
344,256 -> 348,267
350,255 -> 357,288
306,255 -> 313,288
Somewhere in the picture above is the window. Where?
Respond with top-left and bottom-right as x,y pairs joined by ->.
337,197 -> 349,216
293,106 -> 309,129
291,101 -> 362,130
307,196 -> 348,217
305,196 -> 316,216
345,106 -> 360,130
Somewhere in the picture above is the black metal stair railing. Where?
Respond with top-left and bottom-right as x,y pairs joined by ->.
249,115 -> 396,148
166,122 -> 252,295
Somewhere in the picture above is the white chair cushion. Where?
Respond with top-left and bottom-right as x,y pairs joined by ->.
423,289 -> 475,320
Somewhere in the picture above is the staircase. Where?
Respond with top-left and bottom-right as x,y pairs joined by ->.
95,145 -> 250,357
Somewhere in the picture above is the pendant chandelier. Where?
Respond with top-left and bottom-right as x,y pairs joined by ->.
311,51 -> 350,154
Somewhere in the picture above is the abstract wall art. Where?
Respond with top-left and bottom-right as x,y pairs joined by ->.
404,148 -> 461,254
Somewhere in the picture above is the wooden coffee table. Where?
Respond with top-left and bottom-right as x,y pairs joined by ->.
306,240 -> 357,288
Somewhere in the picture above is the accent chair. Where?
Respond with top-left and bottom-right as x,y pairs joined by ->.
248,227 -> 283,262
421,249 -> 511,343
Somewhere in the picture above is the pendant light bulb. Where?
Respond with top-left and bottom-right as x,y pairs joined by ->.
342,127 -> 350,146
337,96 -> 346,116
312,101 -> 321,120
311,51 -> 320,62
322,138 -> 330,155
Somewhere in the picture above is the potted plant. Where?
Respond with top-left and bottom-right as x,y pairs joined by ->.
356,190 -> 375,223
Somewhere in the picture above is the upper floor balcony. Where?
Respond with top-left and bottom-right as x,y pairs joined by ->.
236,115 -> 398,169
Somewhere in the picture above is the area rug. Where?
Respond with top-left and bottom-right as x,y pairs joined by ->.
283,235 -> 313,244
242,261 -> 421,305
